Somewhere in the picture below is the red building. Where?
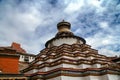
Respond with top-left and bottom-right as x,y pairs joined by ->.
0,53 -> 19,74
0,42 -> 32,79
0,43 -> 20,74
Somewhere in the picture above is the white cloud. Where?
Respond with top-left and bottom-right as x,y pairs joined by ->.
99,48 -> 120,56
90,0 -> 101,7
86,32 -> 105,48
86,32 -> 116,48
22,32 -> 54,54
15,13 -> 41,31
64,0 -> 84,14
99,22 -> 109,29
0,0 -> 120,56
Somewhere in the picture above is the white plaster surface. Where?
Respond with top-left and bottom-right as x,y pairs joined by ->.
92,64 -> 101,68
36,61 -> 43,64
48,76 -> 61,80
107,74 -> 120,80
47,75 -> 120,80
19,55 -> 35,62
25,69 -> 38,74
79,64 -> 91,69
52,38 -> 77,46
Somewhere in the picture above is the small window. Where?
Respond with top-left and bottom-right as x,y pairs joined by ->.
24,56 -> 29,62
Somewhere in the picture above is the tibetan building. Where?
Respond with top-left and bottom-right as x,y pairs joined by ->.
0,42 -> 36,80
22,21 -> 120,80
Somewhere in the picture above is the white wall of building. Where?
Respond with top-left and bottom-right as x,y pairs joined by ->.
89,76 -> 101,80
100,75 -> 108,80
38,63 -> 93,72
29,56 -> 35,62
38,63 -> 103,72
61,76 -> 82,80
77,56 -> 85,59
36,61 -> 43,64
63,56 -> 78,60
19,55 -> 24,62
25,69 -> 38,74
39,64 -> 63,72
107,74 -> 120,80
48,76 -> 61,80
78,64 -> 91,69
62,63 -> 78,68
92,64 -> 101,68
47,75 -> 120,80
58,76 -> 100,80
45,57 -> 62,63
52,38 -> 77,46
39,67 -> 48,72
19,55 -> 35,62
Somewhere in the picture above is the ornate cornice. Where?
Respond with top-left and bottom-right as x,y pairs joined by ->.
27,67 -> 120,79
26,44 -> 114,71
22,57 -> 120,73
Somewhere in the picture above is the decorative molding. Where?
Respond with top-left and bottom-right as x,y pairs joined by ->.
29,67 -> 120,79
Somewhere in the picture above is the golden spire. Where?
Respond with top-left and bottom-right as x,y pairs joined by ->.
57,20 -> 71,32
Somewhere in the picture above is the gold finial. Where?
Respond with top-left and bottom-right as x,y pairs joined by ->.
57,20 -> 71,32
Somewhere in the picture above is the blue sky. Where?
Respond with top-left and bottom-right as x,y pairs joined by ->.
0,0 -> 120,56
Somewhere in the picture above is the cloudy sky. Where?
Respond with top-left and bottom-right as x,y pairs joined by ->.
0,0 -> 120,56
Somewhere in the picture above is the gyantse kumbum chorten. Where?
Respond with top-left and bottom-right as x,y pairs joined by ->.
22,21 -> 120,80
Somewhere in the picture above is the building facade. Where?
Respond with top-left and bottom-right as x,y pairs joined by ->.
0,52 -> 19,74
0,42 -> 36,80
11,42 -> 36,63
22,21 -> 120,80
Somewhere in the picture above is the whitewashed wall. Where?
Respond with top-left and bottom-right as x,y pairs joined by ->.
47,75 -> 120,80
50,38 -> 77,47
78,64 -> 91,69
25,69 -> 38,74
48,76 -> 61,80
107,74 -> 120,80
19,55 -> 24,62
19,55 -> 35,62
29,57 -> 35,62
